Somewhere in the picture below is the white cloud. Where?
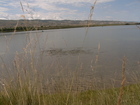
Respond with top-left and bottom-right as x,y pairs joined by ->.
97,0 -> 114,3
0,7 -> 9,12
18,0 -> 115,11
28,1 -> 71,11
16,0 -> 114,19
0,0 -> 8,4
105,16 -> 112,20
0,0 -> 115,20
0,12 -> 9,19
26,0 -> 114,4
5,9 -> 86,20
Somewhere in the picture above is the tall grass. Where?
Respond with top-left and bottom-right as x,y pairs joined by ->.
0,1 -> 140,105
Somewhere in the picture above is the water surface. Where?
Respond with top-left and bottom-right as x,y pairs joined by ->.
0,25 -> 140,87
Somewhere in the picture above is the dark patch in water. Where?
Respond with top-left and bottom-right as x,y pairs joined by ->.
41,48 -> 94,56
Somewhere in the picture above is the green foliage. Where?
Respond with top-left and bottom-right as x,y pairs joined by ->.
0,83 -> 140,105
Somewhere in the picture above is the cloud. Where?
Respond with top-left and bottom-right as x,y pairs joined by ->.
26,0 -> 114,4
97,0 -> 114,3
0,1 -> 10,19
0,0 -> 115,20
126,1 -> 140,6
0,12 -> 9,19
16,0 -> 114,19
0,0 -> 8,4
18,0 -> 115,11
0,7 -> 9,12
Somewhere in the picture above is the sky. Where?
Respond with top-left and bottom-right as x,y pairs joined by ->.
0,0 -> 140,21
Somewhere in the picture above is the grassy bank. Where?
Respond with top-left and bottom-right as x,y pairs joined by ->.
0,49 -> 139,105
0,78 -> 140,105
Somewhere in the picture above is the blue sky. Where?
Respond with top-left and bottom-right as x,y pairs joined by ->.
0,0 -> 139,21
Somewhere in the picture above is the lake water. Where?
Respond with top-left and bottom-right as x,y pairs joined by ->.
0,25 -> 140,88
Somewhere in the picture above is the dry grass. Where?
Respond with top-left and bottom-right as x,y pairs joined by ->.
117,56 -> 126,105
0,1 -> 139,105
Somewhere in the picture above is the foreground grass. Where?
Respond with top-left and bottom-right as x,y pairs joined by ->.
0,81 -> 140,105
1,1 -> 140,105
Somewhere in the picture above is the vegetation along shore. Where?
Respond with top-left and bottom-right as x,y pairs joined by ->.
0,20 -> 139,32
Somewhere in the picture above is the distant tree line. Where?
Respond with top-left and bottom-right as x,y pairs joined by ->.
0,23 -> 140,33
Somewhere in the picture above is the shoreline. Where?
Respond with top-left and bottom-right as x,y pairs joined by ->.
0,23 -> 139,33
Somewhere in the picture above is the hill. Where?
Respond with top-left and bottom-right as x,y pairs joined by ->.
0,20 -> 139,28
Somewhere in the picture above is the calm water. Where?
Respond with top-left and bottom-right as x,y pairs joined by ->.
0,25 -> 140,86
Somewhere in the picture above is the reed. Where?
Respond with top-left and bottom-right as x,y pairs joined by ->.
117,56 -> 126,105
0,0 -> 140,105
